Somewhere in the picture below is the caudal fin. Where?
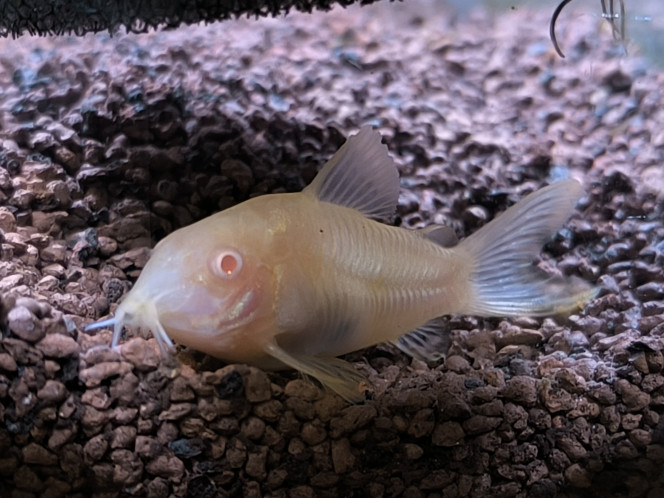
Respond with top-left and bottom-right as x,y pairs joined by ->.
458,180 -> 598,317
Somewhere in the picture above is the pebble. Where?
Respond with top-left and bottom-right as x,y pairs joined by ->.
501,376 -> 538,407
35,333 -> 81,358
432,421 -> 465,447
79,361 -> 134,388
616,379 -> 651,412
36,380 -> 68,403
120,337 -> 161,371
331,438 -> 355,474
8,306 -> 46,342
0,353 -> 18,372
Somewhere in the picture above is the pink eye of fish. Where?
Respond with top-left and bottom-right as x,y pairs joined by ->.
213,250 -> 243,279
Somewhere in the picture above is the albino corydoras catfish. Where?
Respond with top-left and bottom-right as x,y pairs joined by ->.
86,127 -> 597,401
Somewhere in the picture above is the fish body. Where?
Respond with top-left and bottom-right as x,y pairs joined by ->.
87,128 -> 597,400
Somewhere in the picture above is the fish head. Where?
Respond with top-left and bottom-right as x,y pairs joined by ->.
87,208 -> 277,357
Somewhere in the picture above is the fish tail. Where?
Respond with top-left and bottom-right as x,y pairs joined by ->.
457,180 -> 598,317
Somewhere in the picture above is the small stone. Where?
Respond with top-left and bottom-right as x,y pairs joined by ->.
587,383 -> 617,404
110,247 -> 151,269
629,429 -> 651,448
81,406 -> 109,434
463,205 -> 489,227
14,296 -> 52,318
36,333 -> 81,358
556,435 -> 587,461
8,306 -> 45,342
170,376 -> 196,402
646,351 -> 664,373
329,405 -> 377,438
554,369 -> 587,394
58,395 -> 78,419
14,465 -> 44,492
146,454 -> 185,481
313,394 -> 346,422
301,420 -> 327,446
245,447 -> 268,479
244,367 -> 272,403
600,406 -> 621,433
288,485 -> 316,498
4,232 -> 28,254
0,207 -> 16,232
158,403 -> 195,421
48,428 -> 76,450
403,443 -> 424,460
119,337 -> 160,371
36,380 -> 67,403
111,426 -> 138,449
445,355 -> 471,373
79,361 -> 133,388
408,409 -> 435,438
616,379 -> 651,412
241,416 -> 267,441
225,438 -> 247,468
564,463 -> 591,488
81,345 -> 122,365
432,421 -> 464,447
40,242 -> 67,264
112,407 -> 138,425
0,353 -> 18,372
135,436 -> 160,460
541,385 -> 575,413
214,367 -> 246,399
284,379 -> 322,401
169,438 -> 207,458
310,471 -> 339,488
621,413 -> 642,431
501,376 -> 538,406
421,469 -> 455,490
36,275 -> 59,291
615,439 -> 639,459
636,282 -> 664,301
253,399 -> 283,421
495,324 -> 543,349
463,415 -> 501,435
642,374 -> 664,393
331,438 -> 355,474
22,443 -> 58,466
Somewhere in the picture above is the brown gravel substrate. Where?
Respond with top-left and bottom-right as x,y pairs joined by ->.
1,2 -> 664,497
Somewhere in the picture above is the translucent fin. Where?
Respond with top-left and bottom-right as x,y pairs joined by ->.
458,180 -> 599,316
418,225 -> 459,248
264,342 -> 367,402
303,127 -> 400,221
394,318 -> 450,363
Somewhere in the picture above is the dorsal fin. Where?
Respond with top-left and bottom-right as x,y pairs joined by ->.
418,225 -> 459,248
303,127 -> 400,221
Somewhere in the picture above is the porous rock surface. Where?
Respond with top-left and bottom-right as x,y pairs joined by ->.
0,2 -> 663,497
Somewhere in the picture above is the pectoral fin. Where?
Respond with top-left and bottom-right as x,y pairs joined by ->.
264,342 -> 368,402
